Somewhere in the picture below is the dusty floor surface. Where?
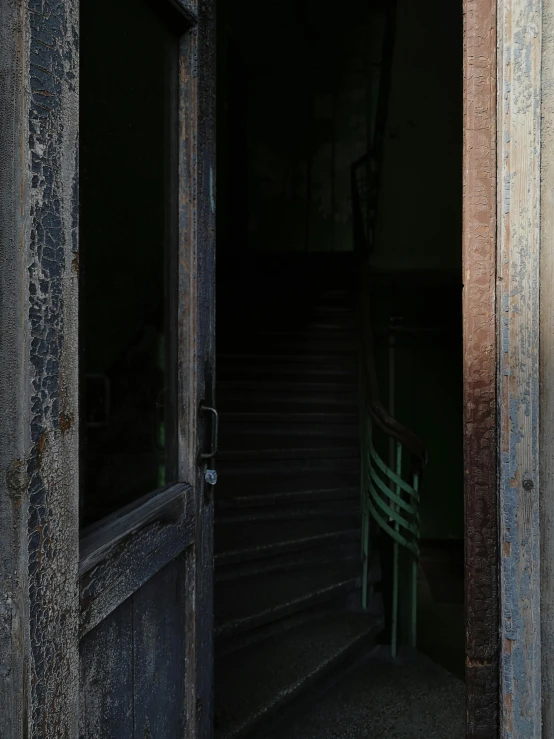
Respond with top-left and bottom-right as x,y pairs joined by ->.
275,648 -> 465,739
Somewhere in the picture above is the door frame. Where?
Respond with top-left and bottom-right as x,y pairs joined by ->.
464,0 -> 543,736
0,0 -> 215,736
463,1 -> 500,735
0,0 -> 549,736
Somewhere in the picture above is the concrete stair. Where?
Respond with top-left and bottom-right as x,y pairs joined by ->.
214,253 -> 383,739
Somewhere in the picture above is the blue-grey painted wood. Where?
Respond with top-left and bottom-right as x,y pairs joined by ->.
80,559 -> 187,738
80,597 -> 134,738
541,0 -> 554,732
497,0 -> 542,735
133,557 -> 187,738
80,483 -> 191,575
0,0 -> 80,735
80,514 -> 193,636
0,1 -> 28,733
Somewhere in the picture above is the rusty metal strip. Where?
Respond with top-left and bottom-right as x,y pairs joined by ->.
463,0 -> 499,736
497,0 -> 542,736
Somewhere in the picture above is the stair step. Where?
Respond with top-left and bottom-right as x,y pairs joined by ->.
215,563 -> 360,640
219,411 -> 357,425
216,543 -> 360,583
215,528 -> 360,567
218,395 -> 357,413
216,606 -> 339,659
216,515 -> 359,555
221,338 -> 355,354
216,463 -> 359,496
218,366 -> 356,382
219,428 -> 358,450
216,503 -> 357,524
216,487 -> 359,511
217,380 -> 357,394
214,611 -> 382,739
254,328 -> 354,340
218,353 -> 356,367
218,447 -> 357,463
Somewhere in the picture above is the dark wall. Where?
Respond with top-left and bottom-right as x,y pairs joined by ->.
374,0 -> 463,272
218,0 -> 385,252
217,0 -> 464,539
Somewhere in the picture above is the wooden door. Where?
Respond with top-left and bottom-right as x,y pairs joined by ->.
0,0 -> 215,736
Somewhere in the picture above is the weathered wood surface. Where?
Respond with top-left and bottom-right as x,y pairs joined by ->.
79,484 -> 193,636
541,0 -> 554,732
463,1 -> 499,736
80,483 -> 191,573
80,596 -> 134,738
497,0 -> 542,736
0,0 -> 80,735
0,1 -> 27,733
179,1 -> 216,736
171,0 -> 199,25
80,558 -> 187,738
26,0 -> 81,727
132,558 -> 187,738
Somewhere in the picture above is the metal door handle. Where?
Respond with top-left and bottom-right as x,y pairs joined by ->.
199,405 -> 218,461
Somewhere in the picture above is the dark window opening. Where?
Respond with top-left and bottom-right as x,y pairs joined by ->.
79,0 -> 183,525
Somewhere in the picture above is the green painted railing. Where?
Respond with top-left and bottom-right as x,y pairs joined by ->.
357,269 -> 426,658
350,0 -> 425,656
360,388 -> 421,657
352,152 -> 426,656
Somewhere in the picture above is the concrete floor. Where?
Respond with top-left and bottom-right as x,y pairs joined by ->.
275,648 -> 465,739
272,544 -> 465,738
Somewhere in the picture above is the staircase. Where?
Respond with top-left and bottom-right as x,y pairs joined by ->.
214,253 -> 384,739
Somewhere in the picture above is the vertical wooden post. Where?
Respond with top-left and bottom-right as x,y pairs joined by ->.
463,1 -> 500,735
541,0 -> 554,731
497,0 -> 542,736
0,0 -> 80,735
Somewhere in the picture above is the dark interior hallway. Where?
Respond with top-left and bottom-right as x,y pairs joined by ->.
214,0 -> 464,735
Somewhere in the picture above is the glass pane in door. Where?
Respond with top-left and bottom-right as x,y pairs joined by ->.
80,0 -> 182,525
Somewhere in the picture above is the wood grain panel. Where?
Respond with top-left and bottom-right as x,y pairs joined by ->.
541,0 -> 554,731
133,557 -> 187,738
463,0 -> 499,735
497,0 -> 542,735
80,597 -> 134,739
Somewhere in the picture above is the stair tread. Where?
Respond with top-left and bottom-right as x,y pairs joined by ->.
219,412 -> 357,422
216,504 -> 357,524
218,353 -> 355,364
216,487 -> 359,510
217,380 -> 356,391
215,562 -> 359,637
215,611 -> 381,739
215,528 -> 360,567
216,547 -> 360,583
216,517 -> 359,556
217,457 -> 358,474
218,447 -> 358,462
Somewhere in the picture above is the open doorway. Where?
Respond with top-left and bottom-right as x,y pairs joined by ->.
214,0 -> 464,736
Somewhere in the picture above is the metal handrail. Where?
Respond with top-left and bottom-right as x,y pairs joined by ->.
356,254 -> 425,658
350,0 -> 425,656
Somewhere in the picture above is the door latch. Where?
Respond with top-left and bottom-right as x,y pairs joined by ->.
199,404 -> 219,461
